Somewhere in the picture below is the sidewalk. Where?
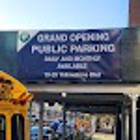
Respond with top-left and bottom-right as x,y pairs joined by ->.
92,132 -> 115,140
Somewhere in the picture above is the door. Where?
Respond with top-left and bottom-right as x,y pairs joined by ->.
0,114 -> 6,140
11,114 -> 25,140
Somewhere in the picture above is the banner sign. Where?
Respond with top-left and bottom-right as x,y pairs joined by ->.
17,30 -> 121,82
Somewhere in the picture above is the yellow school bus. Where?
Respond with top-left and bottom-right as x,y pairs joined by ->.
0,71 -> 33,140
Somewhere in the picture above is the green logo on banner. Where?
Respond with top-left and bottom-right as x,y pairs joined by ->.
20,32 -> 30,42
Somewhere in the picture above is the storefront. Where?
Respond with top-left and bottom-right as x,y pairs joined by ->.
1,28 -> 140,140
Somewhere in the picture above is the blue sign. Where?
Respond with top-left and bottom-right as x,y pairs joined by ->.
17,30 -> 122,82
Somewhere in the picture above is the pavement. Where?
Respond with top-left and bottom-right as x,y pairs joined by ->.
92,132 -> 115,140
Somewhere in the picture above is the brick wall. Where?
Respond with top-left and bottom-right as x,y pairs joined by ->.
129,0 -> 140,26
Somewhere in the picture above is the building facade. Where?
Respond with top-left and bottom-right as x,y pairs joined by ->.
129,0 -> 140,26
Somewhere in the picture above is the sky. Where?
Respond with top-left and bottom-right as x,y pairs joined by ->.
0,0 -> 129,30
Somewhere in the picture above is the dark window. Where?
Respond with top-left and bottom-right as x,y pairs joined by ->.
0,115 -> 6,140
11,114 -> 24,140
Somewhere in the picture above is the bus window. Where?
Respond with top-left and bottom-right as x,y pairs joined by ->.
0,115 -> 6,140
11,114 -> 24,140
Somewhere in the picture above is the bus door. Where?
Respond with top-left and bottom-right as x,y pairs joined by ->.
0,114 -> 6,140
11,114 -> 25,140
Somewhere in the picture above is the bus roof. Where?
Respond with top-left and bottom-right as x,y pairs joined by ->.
0,71 -> 33,104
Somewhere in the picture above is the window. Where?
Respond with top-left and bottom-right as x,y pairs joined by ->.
11,114 -> 24,140
0,115 -> 6,140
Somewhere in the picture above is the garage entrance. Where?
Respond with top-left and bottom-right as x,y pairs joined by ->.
29,93 -> 131,140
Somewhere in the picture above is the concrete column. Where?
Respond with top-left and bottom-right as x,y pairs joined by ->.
38,100 -> 44,140
129,111 -> 132,140
121,104 -> 126,140
128,94 -> 139,140
61,92 -> 67,140
126,111 -> 130,140
116,112 -> 121,140
29,101 -> 33,123
62,102 -> 66,140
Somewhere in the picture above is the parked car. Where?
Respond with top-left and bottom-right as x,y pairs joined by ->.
30,126 -> 53,140
56,123 -> 74,139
